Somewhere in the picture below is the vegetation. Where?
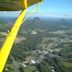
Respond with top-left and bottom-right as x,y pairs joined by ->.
0,17 -> 72,72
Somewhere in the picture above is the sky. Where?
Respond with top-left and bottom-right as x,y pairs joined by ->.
0,0 -> 72,18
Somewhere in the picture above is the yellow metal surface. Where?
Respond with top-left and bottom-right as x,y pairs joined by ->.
0,0 -> 27,72
24,0 -> 28,8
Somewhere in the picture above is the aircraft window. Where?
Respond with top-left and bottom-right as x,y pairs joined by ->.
0,0 -> 72,72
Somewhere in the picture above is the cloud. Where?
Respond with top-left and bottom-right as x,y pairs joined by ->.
0,11 -> 72,18
0,11 -> 20,17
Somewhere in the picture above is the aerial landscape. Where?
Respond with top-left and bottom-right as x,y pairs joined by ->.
0,16 -> 72,72
0,0 -> 72,72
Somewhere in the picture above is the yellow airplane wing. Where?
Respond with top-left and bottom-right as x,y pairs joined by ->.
0,0 -> 42,11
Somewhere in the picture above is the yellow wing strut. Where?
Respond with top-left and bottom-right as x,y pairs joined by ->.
0,0 -> 27,72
